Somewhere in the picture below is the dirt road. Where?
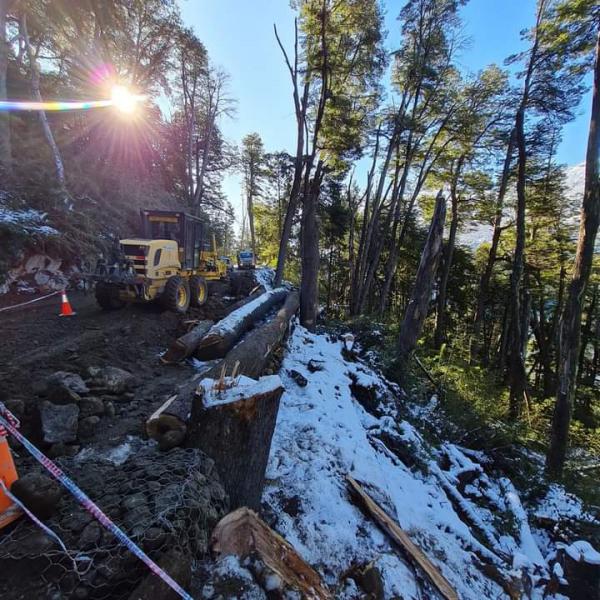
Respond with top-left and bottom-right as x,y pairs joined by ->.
0,289 -> 218,448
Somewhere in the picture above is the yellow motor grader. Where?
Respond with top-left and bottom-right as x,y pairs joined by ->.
94,210 -> 228,313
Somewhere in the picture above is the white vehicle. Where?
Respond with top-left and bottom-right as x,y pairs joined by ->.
237,250 -> 256,270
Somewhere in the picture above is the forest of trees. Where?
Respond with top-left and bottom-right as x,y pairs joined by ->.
0,0 -> 599,479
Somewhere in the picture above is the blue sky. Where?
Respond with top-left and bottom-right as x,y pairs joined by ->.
178,0 -> 593,222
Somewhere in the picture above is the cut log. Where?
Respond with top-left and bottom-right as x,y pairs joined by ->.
201,291 -> 299,380
560,541 -> 600,600
145,394 -> 189,450
160,320 -> 213,365
194,288 -> 288,360
187,375 -> 284,511
346,474 -> 459,600
211,507 -> 332,600
147,293 -> 298,452
223,284 -> 266,316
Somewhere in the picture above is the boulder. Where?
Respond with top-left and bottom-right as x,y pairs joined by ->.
45,371 -> 89,404
78,416 -> 100,438
89,366 -> 136,395
40,401 -> 79,443
79,397 -> 104,418
10,472 -> 62,519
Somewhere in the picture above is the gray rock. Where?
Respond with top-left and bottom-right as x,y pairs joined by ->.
11,472 -> 62,519
90,367 -> 135,395
40,401 -> 79,443
46,371 -> 89,399
48,387 -> 81,405
79,397 -> 104,417
78,416 -> 100,438
79,521 -> 102,550
2,397 -> 25,419
103,400 -> 116,417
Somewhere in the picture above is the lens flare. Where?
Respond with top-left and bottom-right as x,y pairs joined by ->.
0,87 -> 144,113
111,85 -> 142,114
0,99 -> 112,111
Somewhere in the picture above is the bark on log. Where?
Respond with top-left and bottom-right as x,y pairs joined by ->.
195,288 -> 288,360
188,375 -> 284,510
346,474 -> 459,600
211,507 -> 332,600
560,543 -> 600,600
160,320 -> 214,365
202,291 -> 299,380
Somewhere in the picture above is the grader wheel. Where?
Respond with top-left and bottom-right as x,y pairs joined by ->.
162,275 -> 190,314
189,275 -> 208,307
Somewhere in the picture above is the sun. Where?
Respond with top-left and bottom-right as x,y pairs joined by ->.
110,85 -> 140,114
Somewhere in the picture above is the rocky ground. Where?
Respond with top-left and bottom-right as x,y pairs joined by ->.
0,272 -> 258,599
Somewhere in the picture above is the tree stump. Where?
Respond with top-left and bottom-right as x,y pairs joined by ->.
187,375 -> 284,510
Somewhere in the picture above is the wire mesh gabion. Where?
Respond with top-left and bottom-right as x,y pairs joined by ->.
0,443 -> 228,599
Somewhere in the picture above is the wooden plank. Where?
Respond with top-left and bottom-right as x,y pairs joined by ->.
346,474 -> 458,600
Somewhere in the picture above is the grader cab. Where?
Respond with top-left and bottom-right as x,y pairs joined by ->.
94,210 -> 228,313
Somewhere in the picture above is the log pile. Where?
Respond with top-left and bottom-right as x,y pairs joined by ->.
147,290 -> 298,451
194,287 -> 288,360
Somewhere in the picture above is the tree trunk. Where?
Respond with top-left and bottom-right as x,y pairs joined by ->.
203,291 -> 299,381
396,191 -> 446,370
578,283 -> 597,381
188,375 -> 284,510
160,320 -> 214,365
273,64 -> 309,287
21,13 -> 67,195
546,29 -> 600,477
471,128 -> 516,361
434,157 -> 463,349
194,288 -> 288,360
148,293 -> 298,450
248,183 -> 256,257
0,0 -> 11,175
300,163 -> 322,331
507,105 -> 528,421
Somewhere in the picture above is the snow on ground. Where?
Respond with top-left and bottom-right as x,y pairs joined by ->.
261,324 -> 586,599
254,267 -> 275,290
0,203 -> 58,237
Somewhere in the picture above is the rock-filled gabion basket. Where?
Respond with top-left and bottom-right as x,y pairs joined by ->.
0,441 -> 228,599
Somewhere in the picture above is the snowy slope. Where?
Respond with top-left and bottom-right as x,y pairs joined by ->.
261,324 -> 597,599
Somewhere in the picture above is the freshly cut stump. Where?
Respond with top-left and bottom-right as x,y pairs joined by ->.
188,375 -> 283,511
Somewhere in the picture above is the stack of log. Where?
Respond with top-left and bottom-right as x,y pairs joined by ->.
147,288 -> 299,507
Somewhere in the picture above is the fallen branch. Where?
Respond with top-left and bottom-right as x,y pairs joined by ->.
414,354 -> 440,389
346,474 -> 458,600
194,288 -> 288,360
211,507 -> 332,600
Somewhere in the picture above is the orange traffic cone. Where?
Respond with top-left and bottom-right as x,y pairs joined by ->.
58,290 -> 76,317
0,435 -> 21,529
